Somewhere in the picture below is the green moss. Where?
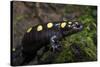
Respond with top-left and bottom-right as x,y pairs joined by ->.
50,6 -> 97,62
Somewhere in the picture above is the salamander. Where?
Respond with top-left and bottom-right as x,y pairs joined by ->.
12,20 -> 83,65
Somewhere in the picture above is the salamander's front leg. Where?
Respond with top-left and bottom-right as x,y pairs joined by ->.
50,35 -> 61,52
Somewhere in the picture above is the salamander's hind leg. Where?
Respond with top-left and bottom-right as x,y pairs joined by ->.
36,45 -> 50,64
50,35 -> 62,52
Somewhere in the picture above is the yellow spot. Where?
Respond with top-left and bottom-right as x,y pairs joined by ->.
68,25 -> 71,27
47,22 -> 53,28
37,25 -> 43,31
68,21 -> 72,24
61,22 -> 67,28
12,48 -> 16,52
75,22 -> 78,25
27,27 -> 32,33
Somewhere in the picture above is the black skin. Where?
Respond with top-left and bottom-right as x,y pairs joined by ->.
12,21 -> 83,66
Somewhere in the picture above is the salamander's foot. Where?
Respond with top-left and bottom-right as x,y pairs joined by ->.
51,44 -> 62,53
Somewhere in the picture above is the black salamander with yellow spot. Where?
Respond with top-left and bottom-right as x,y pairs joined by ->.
12,21 -> 83,65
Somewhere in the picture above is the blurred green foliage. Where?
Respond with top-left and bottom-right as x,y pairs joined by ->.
41,5 -> 97,63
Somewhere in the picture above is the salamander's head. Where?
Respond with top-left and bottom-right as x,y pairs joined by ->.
61,21 -> 83,36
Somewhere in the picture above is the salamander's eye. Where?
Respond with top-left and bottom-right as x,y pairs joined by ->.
27,27 -> 32,33
68,25 -> 71,27
61,22 -> 67,28
47,22 -> 53,28
37,25 -> 43,31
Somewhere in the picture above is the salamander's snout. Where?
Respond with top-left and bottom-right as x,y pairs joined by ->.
72,22 -> 83,31
61,21 -> 83,36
